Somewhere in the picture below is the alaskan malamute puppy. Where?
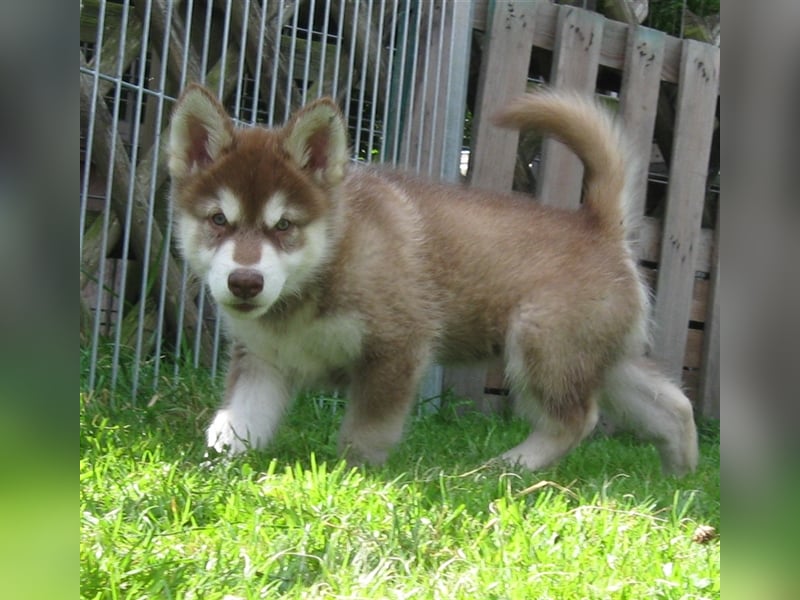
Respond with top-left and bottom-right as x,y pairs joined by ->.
168,84 -> 698,475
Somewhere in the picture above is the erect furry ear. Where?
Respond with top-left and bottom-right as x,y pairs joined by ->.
283,98 -> 348,186
168,84 -> 234,179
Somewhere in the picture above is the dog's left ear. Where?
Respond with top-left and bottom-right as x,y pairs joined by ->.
168,84 -> 234,180
284,99 -> 348,186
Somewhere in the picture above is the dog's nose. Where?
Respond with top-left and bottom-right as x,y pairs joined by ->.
228,269 -> 264,299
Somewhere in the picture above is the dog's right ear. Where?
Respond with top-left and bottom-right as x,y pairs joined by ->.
168,84 -> 234,179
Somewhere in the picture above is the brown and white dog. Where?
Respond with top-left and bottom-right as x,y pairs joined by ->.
167,84 -> 698,475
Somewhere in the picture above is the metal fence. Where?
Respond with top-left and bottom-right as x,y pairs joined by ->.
80,0 -> 473,399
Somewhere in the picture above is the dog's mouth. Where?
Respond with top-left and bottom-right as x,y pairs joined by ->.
219,301 -> 262,316
230,302 -> 258,313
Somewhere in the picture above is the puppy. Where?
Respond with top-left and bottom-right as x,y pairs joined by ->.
167,84 -> 698,475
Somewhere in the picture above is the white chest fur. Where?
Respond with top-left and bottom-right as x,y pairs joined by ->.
224,307 -> 365,388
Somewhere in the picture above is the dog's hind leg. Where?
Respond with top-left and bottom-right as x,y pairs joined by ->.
601,357 -> 699,476
499,322 -> 601,471
500,390 -> 600,471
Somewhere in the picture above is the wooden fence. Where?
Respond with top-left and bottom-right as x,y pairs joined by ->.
80,0 -> 719,418
453,1 -> 720,418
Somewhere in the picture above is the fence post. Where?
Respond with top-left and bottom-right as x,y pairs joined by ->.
650,40 -> 719,381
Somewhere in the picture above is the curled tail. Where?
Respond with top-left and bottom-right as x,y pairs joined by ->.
492,90 -> 634,240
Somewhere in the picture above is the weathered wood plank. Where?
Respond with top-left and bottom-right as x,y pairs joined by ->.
618,26 -> 666,228
85,9 -> 144,98
443,367 -> 507,415
469,0 -> 537,191
650,40 -> 719,380
640,267 -> 710,324
140,0 -> 203,85
471,0 -> 683,84
81,211 -> 122,291
638,216 -> 714,274
538,6 -> 603,209
442,0 -> 538,406
698,209 -> 720,418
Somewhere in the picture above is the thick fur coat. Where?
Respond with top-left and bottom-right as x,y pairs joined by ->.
167,84 -> 698,475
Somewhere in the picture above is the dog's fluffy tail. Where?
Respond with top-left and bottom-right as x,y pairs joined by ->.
492,90 -> 634,239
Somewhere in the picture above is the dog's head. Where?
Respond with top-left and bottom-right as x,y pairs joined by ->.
167,84 -> 349,319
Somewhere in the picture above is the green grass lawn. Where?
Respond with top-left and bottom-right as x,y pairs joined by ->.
80,353 -> 719,599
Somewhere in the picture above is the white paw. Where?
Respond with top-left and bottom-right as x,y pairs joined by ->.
206,409 -> 256,455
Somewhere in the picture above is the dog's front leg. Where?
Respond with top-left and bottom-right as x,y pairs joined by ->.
206,347 -> 291,455
338,350 -> 427,466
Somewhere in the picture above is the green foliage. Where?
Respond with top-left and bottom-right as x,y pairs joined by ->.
644,0 -> 720,38
81,354 -> 720,598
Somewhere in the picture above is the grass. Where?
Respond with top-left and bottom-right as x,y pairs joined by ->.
80,351 -> 719,599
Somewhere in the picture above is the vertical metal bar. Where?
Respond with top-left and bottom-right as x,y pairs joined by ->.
172,262 -> 191,382
413,1 -> 435,173
366,0 -> 386,161
427,0 -> 446,176
208,0 -> 237,377
317,0 -> 332,99
440,0 -> 473,181
83,0 -> 109,392
179,0 -> 195,88
400,2 -> 421,168
118,0 -> 154,400
94,0 -> 132,398
284,2 -> 300,121
192,289 -> 207,368
343,0 -> 360,126
189,1 -> 218,368
233,0 -> 252,120
250,0 -> 267,124
301,0 -> 316,105
268,0 -> 284,126
390,0 -> 412,165
354,0 -> 374,160
210,304 -> 223,378
379,0 -> 399,161
149,4 -> 175,391
216,0 -> 233,98
173,0 -> 198,380
331,0 -> 346,99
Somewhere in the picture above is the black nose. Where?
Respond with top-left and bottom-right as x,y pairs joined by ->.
228,269 -> 263,299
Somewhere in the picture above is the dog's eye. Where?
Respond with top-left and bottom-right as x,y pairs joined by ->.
275,218 -> 291,231
210,212 -> 228,227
